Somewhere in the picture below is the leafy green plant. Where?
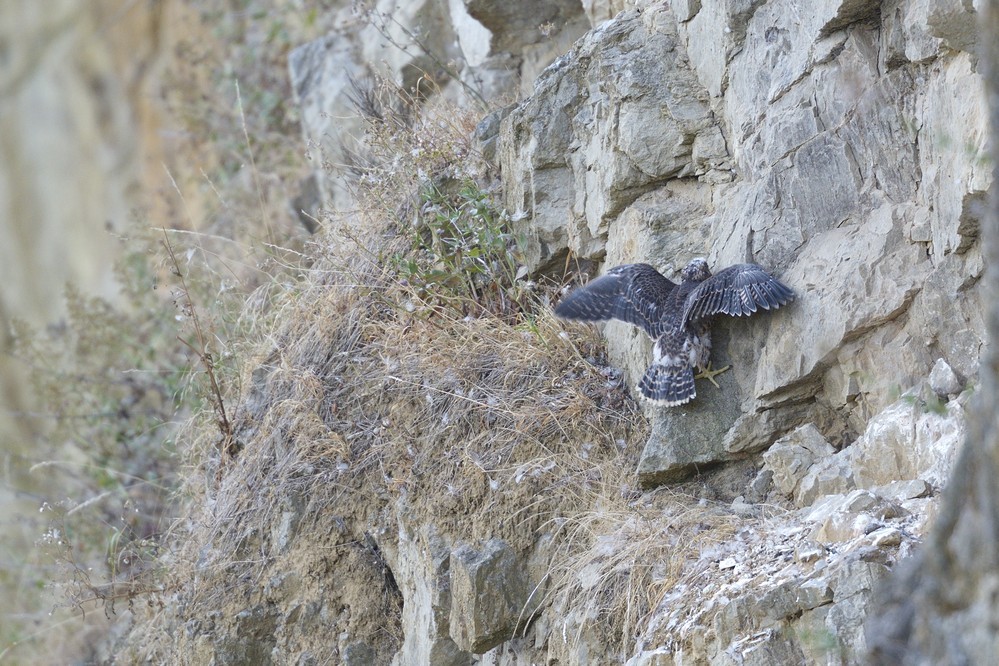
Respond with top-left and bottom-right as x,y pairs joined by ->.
394,182 -> 533,320
336,73 -> 538,322
900,389 -> 949,416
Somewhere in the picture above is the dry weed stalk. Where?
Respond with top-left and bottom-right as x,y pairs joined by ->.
340,73 -> 484,228
161,231 -> 237,465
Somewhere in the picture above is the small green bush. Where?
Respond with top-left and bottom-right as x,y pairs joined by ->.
394,182 -> 534,321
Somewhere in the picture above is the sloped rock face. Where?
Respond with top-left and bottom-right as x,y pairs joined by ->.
449,539 -> 537,652
495,0 -> 984,661
500,5 -> 726,271
501,0 -> 988,482
623,379 -> 965,664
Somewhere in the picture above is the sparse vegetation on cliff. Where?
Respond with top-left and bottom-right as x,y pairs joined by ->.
7,1 -> 995,663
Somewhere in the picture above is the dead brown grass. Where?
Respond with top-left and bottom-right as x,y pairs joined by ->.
118,217 -> 757,662
336,73 -> 486,235
543,490 -> 741,661
181,241 -> 642,573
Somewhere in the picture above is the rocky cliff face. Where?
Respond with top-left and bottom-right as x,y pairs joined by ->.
502,0 -> 986,483
121,1 -> 990,663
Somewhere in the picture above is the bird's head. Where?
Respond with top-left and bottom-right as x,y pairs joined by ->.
681,257 -> 711,282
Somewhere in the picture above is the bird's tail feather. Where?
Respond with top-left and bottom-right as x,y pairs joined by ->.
638,364 -> 695,406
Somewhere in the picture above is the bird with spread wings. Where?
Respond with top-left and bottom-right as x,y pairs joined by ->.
555,258 -> 795,406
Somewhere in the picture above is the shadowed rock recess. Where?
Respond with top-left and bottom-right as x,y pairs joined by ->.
119,1 -> 989,664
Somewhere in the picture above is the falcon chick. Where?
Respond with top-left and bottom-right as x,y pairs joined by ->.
555,258 -> 795,406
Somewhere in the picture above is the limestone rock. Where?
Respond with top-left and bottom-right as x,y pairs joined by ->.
796,456 -> 857,506
806,490 -> 907,544
759,578 -> 834,622
811,559 -> 892,660
463,0 -> 586,56
847,393 -> 965,489
289,0 -> 587,218
670,0 -> 702,23
449,540 -> 534,653
882,0 -> 944,66
626,493 -> 909,666
500,5 -> 721,271
288,34 -> 371,214
925,0 -> 979,54
263,0 -> 989,660
554,4 -> 984,477
636,323 -> 743,486
582,0 -> 636,25
928,357 -> 962,397
295,0 -> 987,503
757,385 -> 965,520
762,424 -> 836,499
761,420 -> 858,507
0,0 -> 147,330
679,0 -> 762,98
876,478 -> 933,502
473,106 -> 513,165
389,520 -> 472,666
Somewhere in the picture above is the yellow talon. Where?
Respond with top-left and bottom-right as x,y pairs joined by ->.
695,362 -> 730,389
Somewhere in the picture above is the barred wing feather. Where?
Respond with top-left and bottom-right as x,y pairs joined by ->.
681,263 -> 795,324
554,263 -> 676,338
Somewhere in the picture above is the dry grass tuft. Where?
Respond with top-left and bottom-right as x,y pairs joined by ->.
544,491 -> 741,661
113,206 -> 636,659
180,240 -> 641,569
337,73 -> 486,234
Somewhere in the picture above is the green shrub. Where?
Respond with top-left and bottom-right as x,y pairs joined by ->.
394,182 -> 534,321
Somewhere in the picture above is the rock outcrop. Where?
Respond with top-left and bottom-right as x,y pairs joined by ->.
501,1 -> 987,486
289,0 -> 593,213
121,1 -> 990,664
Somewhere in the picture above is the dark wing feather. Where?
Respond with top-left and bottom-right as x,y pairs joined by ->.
555,263 -> 676,338
682,263 -> 795,324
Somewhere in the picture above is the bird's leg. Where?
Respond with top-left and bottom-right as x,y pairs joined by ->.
694,362 -> 730,389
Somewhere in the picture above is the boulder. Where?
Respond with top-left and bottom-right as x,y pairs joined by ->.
449,540 -> 535,653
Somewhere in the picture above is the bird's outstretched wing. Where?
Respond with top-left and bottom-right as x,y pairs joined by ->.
555,263 -> 676,338
681,263 -> 794,325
